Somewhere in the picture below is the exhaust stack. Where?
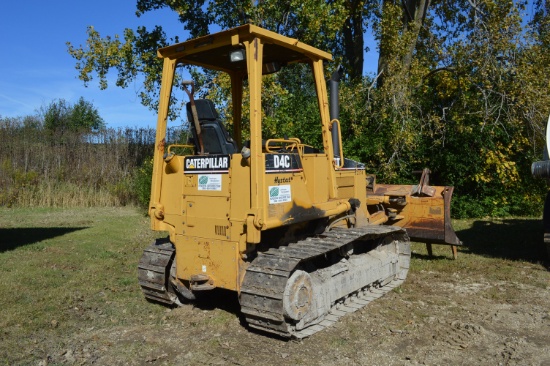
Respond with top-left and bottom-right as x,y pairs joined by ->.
329,66 -> 344,164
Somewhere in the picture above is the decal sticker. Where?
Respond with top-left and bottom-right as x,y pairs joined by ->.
198,174 -> 222,191
265,153 -> 302,173
273,176 -> 293,184
268,185 -> 292,204
184,155 -> 230,174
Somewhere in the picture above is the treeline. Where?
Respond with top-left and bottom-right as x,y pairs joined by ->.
64,0 -> 550,218
1,108 -> 547,217
0,115 -> 156,207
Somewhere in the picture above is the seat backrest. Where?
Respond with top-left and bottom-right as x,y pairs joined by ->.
186,99 -> 237,155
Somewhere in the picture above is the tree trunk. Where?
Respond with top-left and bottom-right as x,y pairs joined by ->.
376,0 -> 430,86
402,0 -> 430,71
342,0 -> 365,80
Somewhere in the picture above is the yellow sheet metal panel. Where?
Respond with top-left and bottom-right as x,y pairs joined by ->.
228,155 -> 251,238
181,196 -> 230,238
174,235 -> 242,291
301,154 -> 330,203
335,170 -> 368,202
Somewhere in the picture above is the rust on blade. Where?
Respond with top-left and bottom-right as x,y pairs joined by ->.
401,186 -> 461,246
369,170 -> 461,247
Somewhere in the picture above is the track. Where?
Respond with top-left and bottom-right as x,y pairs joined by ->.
137,240 -> 178,305
239,225 -> 410,338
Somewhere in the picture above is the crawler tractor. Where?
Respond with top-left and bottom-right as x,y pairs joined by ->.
139,25 -> 461,338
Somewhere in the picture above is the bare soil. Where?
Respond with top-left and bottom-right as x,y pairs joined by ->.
41,255 -> 550,366
2,210 -> 549,365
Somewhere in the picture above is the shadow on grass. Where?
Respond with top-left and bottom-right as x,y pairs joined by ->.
411,252 -> 450,261
0,227 -> 88,252
457,218 -> 549,265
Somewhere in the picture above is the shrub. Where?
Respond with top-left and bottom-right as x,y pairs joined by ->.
133,158 -> 154,209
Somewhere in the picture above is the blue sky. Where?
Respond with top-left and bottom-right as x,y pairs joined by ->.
0,2 -> 378,128
0,1 -> 184,128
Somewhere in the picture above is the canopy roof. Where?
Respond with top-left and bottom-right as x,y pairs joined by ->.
157,24 -> 332,73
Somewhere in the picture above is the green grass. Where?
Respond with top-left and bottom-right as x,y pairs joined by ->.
410,217 -> 549,277
0,208 -> 549,364
0,207 -> 165,363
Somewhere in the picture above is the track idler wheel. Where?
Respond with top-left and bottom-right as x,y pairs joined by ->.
283,270 -> 314,321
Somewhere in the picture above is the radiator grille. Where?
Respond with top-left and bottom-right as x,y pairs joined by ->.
215,225 -> 227,236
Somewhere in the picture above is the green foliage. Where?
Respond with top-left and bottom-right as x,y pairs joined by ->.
64,0 -> 550,218
66,0 -> 358,114
70,97 -> 105,132
107,175 -> 135,206
336,0 -> 549,218
42,97 -> 105,135
133,158 -> 154,209
67,26 -> 170,113
0,158 -> 39,207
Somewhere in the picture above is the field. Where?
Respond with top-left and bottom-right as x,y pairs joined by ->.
1,207 -> 549,365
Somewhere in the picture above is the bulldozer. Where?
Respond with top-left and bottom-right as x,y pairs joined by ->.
138,24 -> 461,338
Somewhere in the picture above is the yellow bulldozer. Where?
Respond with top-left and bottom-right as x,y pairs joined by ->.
138,24 -> 461,338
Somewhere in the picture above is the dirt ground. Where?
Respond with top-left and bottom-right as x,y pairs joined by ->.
39,255 -> 550,366
2,210 -> 548,366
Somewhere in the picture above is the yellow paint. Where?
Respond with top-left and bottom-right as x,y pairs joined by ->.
149,24 -> 455,294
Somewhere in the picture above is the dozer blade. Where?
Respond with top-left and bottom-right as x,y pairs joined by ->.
399,185 -> 460,245
372,184 -> 461,246
370,168 -> 461,246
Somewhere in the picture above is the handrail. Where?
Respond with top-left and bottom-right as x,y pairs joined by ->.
264,138 -> 301,153
167,144 -> 195,155
330,119 -> 344,168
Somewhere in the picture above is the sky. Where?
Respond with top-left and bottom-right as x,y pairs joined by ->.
0,2 -> 378,129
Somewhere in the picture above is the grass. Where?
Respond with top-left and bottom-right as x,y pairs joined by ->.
409,217 -> 549,277
0,207 -> 166,363
0,208 -> 549,364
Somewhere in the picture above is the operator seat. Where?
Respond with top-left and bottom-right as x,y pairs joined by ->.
186,99 -> 238,155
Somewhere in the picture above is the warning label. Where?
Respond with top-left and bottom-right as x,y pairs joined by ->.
198,174 -> 222,191
268,185 -> 292,204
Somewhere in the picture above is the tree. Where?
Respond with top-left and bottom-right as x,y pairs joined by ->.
70,97 -> 105,132
66,0 -> 371,113
43,97 -> 105,135
67,0 -> 550,217
374,0 -> 430,86
64,0 -> 434,113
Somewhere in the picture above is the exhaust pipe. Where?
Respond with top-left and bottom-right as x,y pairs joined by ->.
329,65 -> 344,164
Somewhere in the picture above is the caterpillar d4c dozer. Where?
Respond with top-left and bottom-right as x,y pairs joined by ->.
139,25 -> 461,338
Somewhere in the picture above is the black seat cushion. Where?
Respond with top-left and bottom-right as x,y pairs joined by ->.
186,100 -> 237,155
